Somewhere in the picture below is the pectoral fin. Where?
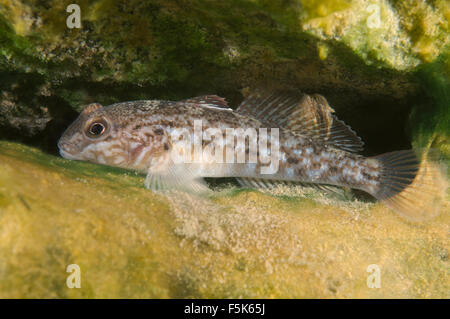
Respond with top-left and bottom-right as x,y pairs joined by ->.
145,163 -> 211,194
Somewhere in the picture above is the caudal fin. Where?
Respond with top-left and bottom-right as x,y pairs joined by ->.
371,149 -> 448,221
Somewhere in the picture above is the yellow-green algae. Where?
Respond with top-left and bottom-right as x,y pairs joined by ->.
300,0 -> 449,70
0,141 -> 448,298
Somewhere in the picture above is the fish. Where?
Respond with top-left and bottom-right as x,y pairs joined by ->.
58,91 -> 447,221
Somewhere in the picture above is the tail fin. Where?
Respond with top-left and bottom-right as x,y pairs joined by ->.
371,149 -> 448,221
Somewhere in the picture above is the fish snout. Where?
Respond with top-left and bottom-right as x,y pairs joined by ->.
57,139 -> 78,160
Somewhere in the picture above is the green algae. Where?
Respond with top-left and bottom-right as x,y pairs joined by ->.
410,51 -> 450,162
0,141 -> 448,298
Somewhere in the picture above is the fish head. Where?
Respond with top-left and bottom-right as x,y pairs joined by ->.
58,103 -> 126,166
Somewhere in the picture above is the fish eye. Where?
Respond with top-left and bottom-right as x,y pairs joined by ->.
85,119 -> 109,138
90,123 -> 105,135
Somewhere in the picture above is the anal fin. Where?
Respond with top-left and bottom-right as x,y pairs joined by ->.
236,177 -> 278,189
236,177 -> 346,197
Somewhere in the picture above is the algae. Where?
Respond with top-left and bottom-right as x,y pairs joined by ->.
410,52 -> 450,161
0,141 -> 448,298
300,0 -> 449,70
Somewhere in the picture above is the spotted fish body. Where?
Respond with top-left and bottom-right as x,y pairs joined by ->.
58,92 -> 446,220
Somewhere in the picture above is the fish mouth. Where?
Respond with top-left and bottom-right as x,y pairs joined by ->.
58,140 -> 79,160
59,148 -> 78,160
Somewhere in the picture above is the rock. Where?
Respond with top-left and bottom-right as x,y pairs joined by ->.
410,54 -> 450,160
301,0 -> 449,70
0,141 -> 448,298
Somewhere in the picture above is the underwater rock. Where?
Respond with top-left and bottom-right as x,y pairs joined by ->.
300,0 -> 449,70
409,54 -> 450,160
0,141 -> 448,298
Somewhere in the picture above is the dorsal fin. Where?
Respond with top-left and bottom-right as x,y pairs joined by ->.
236,91 -> 364,153
182,95 -> 229,108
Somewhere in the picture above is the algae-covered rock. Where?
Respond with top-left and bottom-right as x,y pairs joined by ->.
410,53 -> 450,160
0,141 -> 448,298
300,0 -> 449,70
